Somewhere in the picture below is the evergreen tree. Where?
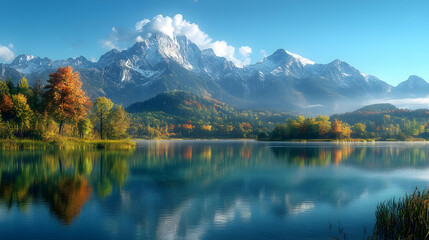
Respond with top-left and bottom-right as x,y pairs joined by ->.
6,76 -> 16,95
30,77 -> 44,112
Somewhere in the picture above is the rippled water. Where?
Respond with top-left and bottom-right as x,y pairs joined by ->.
1,140 -> 429,239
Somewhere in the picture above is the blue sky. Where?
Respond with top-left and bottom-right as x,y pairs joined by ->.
1,0 -> 428,85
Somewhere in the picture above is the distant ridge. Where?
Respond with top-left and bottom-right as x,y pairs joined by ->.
355,103 -> 398,113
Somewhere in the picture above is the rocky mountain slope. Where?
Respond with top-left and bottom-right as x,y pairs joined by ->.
1,32 -> 427,114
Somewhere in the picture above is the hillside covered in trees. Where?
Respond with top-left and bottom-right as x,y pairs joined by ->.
127,91 -> 294,139
3,66 -> 429,142
270,103 -> 429,141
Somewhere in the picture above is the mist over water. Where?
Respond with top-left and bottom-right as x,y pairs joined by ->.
0,140 -> 428,239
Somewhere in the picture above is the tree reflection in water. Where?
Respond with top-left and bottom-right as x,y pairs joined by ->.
270,142 -> 429,169
0,150 -> 131,224
44,176 -> 92,224
1,141 -> 429,238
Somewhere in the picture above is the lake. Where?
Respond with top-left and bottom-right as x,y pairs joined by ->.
1,140 -> 429,239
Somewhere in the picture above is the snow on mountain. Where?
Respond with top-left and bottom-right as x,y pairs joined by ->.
10,54 -> 94,74
3,34 -> 423,113
248,49 -> 314,78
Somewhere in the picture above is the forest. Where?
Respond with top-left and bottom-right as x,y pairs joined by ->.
0,66 -> 130,141
127,91 -> 294,139
2,67 -> 429,142
271,104 -> 429,141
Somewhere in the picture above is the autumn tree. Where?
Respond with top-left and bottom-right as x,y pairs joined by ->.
43,66 -> 92,133
316,115 -> 331,138
331,119 -> 343,139
0,94 -> 14,120
93,97 -> 113,139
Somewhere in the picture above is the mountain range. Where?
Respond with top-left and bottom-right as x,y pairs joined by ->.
1,32 -> 428,114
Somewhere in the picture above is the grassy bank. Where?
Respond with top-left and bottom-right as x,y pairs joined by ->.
0,138 -> 136,150
371,188 -> 429,240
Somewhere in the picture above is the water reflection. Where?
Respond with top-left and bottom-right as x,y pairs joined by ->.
0,150 -> 131,224
1,141 -> 429,239
270,142 -> 429,169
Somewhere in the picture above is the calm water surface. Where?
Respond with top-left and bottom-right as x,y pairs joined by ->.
1,140 -> 429,239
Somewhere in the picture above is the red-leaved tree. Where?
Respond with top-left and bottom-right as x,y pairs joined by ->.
44,66 -> 92,133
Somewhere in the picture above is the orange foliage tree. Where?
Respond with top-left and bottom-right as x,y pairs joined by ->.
331,119 -> 343,139
43,66 -> 92,133
0,94 -> 13,119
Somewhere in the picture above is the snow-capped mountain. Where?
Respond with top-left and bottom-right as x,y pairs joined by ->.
1,32 -> 425,113
10,54 -> 95,74
248,49 -> 315,78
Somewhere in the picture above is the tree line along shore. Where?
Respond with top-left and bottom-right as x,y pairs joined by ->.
0,66 -> 134,150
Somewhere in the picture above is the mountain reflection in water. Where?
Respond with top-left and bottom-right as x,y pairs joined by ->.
0,141 -> 429,239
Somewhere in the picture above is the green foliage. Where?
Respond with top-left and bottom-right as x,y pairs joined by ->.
270,116 -> 352,140
0,120 -> 15,139
0,80 -> 10,96
0,71 -> 129,141
372,188 -> 429,240
29,78 -> 44,112
127,91 -> 294,139
11,94 -> 33,133
352,123 -> 367,138
6,76 -> 16,95
93,97 -> 114,139
78,119 -> 93,139
356,103 -> 398,113
106,105 -> 130,140
17,77 -> 31,99
333,107 -> 429,140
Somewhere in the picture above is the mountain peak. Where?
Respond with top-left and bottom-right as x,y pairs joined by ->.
11,54 -> 36,65
329,59 -> 346,66
397,75 -> 429,88
267,49 -> 315,66
407,75 -> 426,83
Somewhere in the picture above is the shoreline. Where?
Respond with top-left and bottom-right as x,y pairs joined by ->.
1,137 -> 427,150
0,138 -> 136,150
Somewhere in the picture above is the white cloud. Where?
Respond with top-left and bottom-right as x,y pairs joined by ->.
0,43 -> 15,62
260,49 -> 268,58
135,19 -> 150,32
102,14 -> 252,66
101,39 -> 118,50
238,46 -> 252,65
239,46 -> 252,57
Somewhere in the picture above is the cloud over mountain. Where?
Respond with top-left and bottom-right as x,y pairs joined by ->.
0,43 -> 14,62
102,14 -> 252,66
